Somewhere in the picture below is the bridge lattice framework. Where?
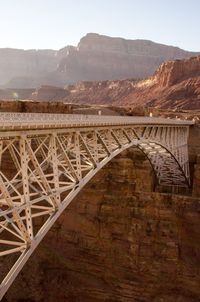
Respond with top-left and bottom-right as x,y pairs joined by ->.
0,113 -> 193,299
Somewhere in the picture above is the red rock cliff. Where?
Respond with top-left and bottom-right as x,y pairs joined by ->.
153,55 -> 200,87
58,55 -> 200,110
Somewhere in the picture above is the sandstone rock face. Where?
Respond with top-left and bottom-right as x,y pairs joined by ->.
2,148 -> 200,302
56,55 -> 200,110
0,33 -> 198,88
124,55 -> 200,110
58,33 -> 198,83
153,56 -> 200,88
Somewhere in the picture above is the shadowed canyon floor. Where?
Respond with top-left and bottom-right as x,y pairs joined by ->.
2,147 -> 200,302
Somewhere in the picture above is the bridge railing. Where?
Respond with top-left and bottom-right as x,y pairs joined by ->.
0,112 -> 194,129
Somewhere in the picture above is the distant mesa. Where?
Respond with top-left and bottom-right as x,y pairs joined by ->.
0,33 -> 199,89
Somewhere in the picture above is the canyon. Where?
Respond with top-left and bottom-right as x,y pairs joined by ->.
0,33 -> 198,89
1,54 -> 200,111
2,125 -> 200,301
0,34 -> 200,302
61,55 -> 200,110
0,101 -> 199,301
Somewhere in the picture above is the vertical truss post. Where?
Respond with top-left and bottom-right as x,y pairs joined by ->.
50,134 -> 61,205
0,141 -> 3,167
20,136 -> 33,240
91,131 -> 99,163
74,132 -> 82,179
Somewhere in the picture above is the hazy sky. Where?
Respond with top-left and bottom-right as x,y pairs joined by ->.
0,0 -> 199,51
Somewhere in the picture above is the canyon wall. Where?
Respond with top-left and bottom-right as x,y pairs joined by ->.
57,55 -> 200,110
2,140 -> 200,301
58,33 -> 198,83
0,48 -> 62,88
0,101 -> 199,301
0,33 -> 198,88
153,56 -> 200,88
1,43 -> 200,111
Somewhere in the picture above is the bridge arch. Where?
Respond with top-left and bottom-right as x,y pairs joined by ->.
0,114 -> 192,299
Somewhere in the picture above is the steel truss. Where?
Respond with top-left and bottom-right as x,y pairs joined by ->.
0,118 -> 191,299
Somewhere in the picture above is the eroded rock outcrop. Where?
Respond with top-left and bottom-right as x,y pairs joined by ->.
153,56 -> 200,88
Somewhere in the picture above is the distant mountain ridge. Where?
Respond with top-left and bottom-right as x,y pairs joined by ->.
0,33 -> 199,88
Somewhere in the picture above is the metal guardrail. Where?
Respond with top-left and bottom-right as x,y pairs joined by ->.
0,113 -> 194,130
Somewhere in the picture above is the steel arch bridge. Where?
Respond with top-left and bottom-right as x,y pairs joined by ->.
0,113 -> 193,299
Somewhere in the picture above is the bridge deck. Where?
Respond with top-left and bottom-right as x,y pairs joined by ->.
0,113 -> 194,130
